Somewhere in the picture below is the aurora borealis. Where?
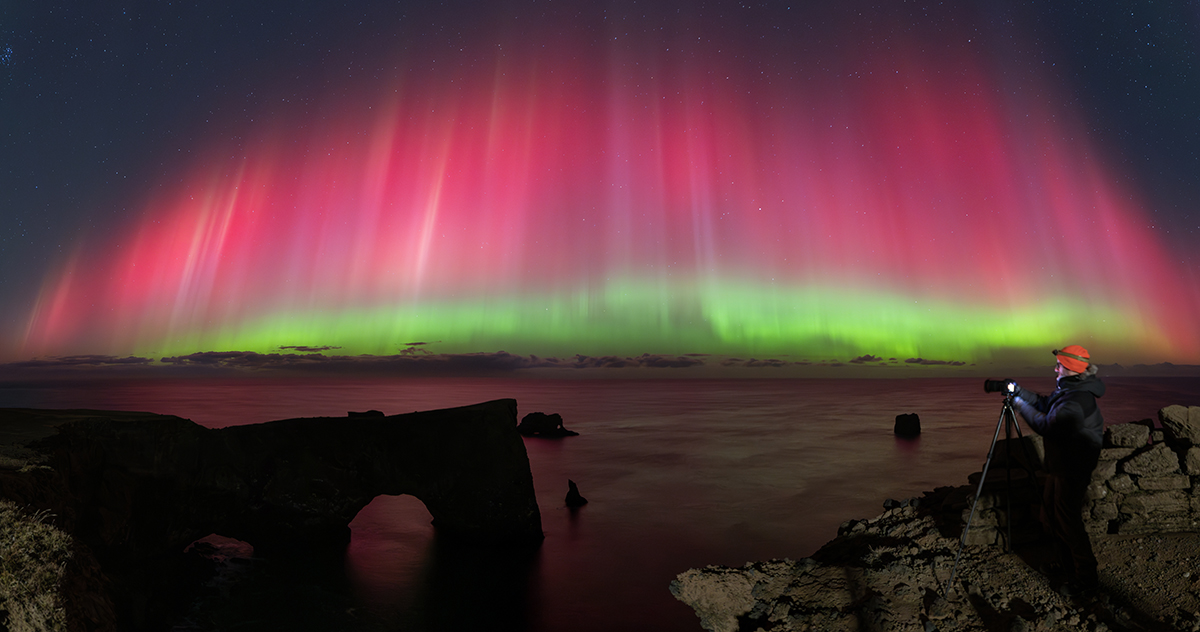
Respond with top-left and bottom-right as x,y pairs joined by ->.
4,1 -> 1199,373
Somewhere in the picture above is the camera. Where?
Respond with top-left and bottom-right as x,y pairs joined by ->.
983,379 -> 1017,394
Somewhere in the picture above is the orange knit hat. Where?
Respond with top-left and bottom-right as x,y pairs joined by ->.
1053,345 -> 1091,373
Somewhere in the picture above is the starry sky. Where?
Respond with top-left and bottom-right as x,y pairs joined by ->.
2,0 -> 1198,376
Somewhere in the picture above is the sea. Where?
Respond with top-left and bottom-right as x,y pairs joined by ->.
1,375 -> 1197,631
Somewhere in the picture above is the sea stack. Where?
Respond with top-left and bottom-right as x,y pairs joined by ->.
566,479 -> 588,507
517,412 -> 580,437
894,413 -> 921,436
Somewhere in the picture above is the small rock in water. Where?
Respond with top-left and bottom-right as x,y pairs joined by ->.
894,413 -> 921,436
518,412 -> 580,437
566,479 -> 588,507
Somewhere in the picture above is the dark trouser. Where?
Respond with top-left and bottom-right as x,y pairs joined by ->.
1041,473 -> 1098,586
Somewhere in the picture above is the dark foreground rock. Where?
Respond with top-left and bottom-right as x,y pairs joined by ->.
673,407 -> 1200,632
672,500 -> 1200,631
0,400 -> 542,631
566,479 -> 588,507
517,411 -> 579,437
894,413 -> 921,437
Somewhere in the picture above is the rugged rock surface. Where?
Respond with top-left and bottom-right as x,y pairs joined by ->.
566,479 -> 588,507
517,411 -> 579,437
673,407 -> 1200,632
0,400 -> 543,630
894,413 -> 921,437
673,501 -> 1200,631
1160,405 -> 1200,447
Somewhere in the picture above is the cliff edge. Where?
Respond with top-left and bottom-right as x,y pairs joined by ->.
0,400 -> 542,631
672,406 -> 1200,632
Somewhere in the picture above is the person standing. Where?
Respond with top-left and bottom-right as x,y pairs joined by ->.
1012,345 -> 1104,593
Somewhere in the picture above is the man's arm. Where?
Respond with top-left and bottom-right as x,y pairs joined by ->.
1015,395 -> 1084,437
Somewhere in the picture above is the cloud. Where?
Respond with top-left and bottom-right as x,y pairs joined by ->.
159,350 -> 531,373
628,353 -> 707,369
0,354 -> 159,382
5,349 -> 1190,380
720,357 -> 805,368
161,351 -> 331,369
151,350 -> 708,374
399,342 -> 435,356
557,355 -> 637,369
0,349 -> 710,378
904,357 -> 968,366
542,353 -> 707,369
849,354 -> 886,364
4,355 -> 154,368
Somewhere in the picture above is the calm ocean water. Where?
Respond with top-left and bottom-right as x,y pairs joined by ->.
2,375 -> 1197,631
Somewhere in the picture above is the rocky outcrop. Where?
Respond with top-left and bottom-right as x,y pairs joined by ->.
517,411 -> 578,437
917,407 -> 1200,548
671,502 -> 1027,632
566,479 -> 588,507
0,400 -> 542,630
1160,405 -> 1200,446
1084,406 -> 1200,535
672,498 -> 1200,632
673,406 -> 1200,632
894,413 -> 921,436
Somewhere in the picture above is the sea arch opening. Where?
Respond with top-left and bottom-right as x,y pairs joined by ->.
345,494 -> 437,616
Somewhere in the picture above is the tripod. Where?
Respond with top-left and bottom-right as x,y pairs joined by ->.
943,390 -> 1040,595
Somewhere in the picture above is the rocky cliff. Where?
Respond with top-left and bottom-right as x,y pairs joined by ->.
672,406 -> 1200,632
959,403 -> 1200,545
0,400 -> 542,630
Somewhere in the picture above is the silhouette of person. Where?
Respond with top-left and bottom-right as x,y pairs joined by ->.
1012,345 -> 1104,593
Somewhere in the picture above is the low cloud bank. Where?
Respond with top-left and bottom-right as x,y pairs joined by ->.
0,349 -> 1195,379
904,357 -> 969,366
3,355 -> 155,368
157,350 -> 709,373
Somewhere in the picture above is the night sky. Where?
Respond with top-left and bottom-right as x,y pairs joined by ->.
2,0 -> 1198,374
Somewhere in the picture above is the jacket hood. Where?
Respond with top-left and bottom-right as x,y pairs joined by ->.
1057,363 -> 1105,398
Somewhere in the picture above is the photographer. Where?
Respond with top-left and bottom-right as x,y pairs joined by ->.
1011,345 -> 1104,594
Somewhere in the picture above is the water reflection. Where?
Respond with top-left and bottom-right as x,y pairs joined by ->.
893,433 -> 921,455
409,536 -> 541,630
345,494 -> 542,631
345,495 -> 434,620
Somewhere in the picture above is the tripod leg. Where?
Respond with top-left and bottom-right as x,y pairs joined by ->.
1004,406 -> 1014,551
943,402 -> 1009,595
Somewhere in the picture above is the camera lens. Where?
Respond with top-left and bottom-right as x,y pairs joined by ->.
983,379 -> 1014,393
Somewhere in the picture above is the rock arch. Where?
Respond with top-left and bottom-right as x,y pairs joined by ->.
0,399 -> 543,629
2,399 -> 542,558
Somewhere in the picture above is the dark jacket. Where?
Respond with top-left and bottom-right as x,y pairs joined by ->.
1013,364 -> 1105,479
